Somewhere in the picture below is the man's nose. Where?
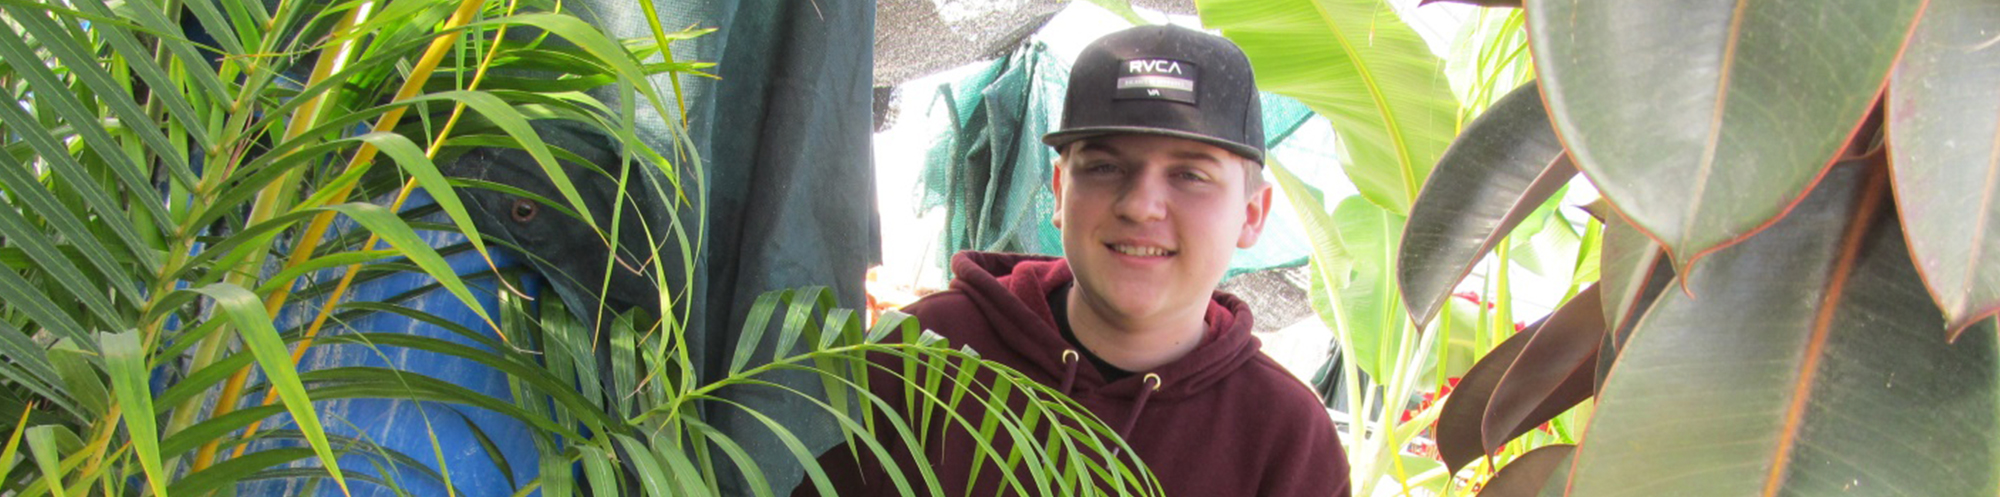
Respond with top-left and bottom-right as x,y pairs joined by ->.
1113,173 -> 1169,223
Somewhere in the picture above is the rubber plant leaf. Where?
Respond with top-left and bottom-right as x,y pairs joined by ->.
1594,215 -> 1674,392
1199,0 -> 1459,214
1398,81 -> 1573,327
1564,159 -> 2000,496
1887,0 -> 2000,340
1481,444 -> 1575,497
1527,0 -> 1925,274
1436,310 -> 1535,472
1575,198 -> 1611,223
1482,285 -> 1602,453
1435,287 -> 1600,473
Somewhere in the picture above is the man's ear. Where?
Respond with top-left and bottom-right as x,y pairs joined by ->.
1050,158 -> 1065,229
1237,174 -> 1274,249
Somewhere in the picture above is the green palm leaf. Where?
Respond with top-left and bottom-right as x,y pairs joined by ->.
103,331 -> 168,496
187,283 -> 351,492
0,0 -> 1147,494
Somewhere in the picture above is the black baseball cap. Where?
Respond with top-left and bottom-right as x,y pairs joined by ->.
1042,25 -> 1265,164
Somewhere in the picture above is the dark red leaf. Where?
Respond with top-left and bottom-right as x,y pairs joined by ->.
1439,287 -> 1604,473
1483,286 -> 1604,451
1482,444 -> 1576,497
1437,317 -> 1538,472
1400,81 -> 1574,328
1576,198 -> 1611,223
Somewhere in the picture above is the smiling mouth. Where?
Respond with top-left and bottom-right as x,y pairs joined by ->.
1108,243 -> 1176,257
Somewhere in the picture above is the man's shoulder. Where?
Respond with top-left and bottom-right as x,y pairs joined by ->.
895,290 -> 996,343
1223,354 -> 1337,426
899,289 -> 974,322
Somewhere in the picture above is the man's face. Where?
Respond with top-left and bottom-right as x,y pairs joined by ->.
1052,134 -> 1273,327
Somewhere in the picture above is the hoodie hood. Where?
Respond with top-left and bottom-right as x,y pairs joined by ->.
946,251 -> 1263,402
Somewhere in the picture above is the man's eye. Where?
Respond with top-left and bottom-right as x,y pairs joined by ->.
1082,163 -> 1120,175
1179,171 -> 1210,182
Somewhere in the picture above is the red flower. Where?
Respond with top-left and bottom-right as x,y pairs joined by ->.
1452,291 -> 1495,309
1398,377 -> 1464,460
1398,377 -> 1462,424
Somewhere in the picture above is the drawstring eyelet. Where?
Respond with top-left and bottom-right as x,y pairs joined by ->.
1117,373 -> 1162,440
1058,349 -> 1081,395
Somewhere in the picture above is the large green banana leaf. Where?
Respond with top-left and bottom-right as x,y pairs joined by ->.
1201,0 -> 1460,215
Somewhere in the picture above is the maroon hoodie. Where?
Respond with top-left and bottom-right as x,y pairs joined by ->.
798,252 -> 1350,496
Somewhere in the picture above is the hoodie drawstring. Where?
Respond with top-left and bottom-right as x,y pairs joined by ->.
1118,373 -> 1162,437
1059,349 -> 1081,396
1109,373 -> 1163,460
1059,349 -> 1157,437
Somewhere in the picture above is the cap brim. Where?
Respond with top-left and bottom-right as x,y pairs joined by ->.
1042,126 -> 1264,165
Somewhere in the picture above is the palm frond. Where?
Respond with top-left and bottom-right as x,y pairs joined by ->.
0,0 -> 1152,494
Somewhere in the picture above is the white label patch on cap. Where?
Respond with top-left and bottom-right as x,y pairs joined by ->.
1116,58 -> 1197,104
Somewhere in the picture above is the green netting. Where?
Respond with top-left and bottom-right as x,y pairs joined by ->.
920,42 -> 1320,278
919,43 -> 1067,261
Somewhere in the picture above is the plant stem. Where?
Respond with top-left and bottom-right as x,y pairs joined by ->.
1492,239 -> 1514,347
186,1 -> 376,472
226,0 -> 517,459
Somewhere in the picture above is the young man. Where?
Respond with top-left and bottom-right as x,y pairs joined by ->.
800,25 -> 1350,496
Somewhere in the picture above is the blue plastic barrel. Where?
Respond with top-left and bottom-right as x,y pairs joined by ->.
235,189 -> 545,496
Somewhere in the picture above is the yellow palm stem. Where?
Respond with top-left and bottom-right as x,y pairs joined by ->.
225,0 -> 520,461
192,0 -> 491,474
